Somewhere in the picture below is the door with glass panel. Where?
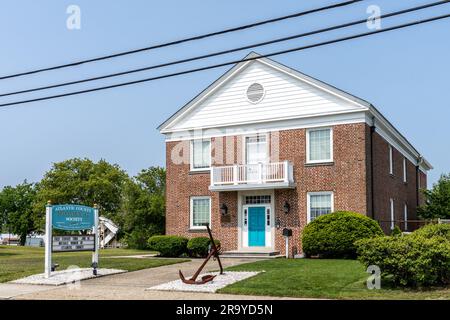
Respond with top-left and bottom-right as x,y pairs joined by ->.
245,135 -> 267,182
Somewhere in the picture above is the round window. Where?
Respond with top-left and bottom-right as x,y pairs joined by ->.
246,83 -> 265,103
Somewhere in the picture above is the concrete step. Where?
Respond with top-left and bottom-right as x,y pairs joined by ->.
220,250 -> 282,259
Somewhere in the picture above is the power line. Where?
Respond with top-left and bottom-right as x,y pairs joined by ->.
1,1 -> 446,98
0,0 -> 364,81
1,12 -> 449,108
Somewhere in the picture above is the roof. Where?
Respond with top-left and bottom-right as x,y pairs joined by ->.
158,52 -> 432,171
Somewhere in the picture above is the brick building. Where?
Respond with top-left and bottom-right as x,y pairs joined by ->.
158,52 -> 432,257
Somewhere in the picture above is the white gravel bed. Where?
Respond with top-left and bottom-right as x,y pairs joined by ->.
147,271 -> 260,293
11,268 -> 126,286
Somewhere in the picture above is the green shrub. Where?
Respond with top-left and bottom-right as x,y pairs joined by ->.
124,228 -> 153,250
413,223 -> 450,241
147,235 -> 188,257
187,237 -> 221,258
355,234 -> 450,287
302,211 -> 383,259
391,225 -> 402,236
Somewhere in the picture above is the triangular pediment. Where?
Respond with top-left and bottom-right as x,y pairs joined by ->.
159,53 -> 370,132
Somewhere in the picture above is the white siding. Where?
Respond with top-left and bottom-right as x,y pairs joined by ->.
170,61 -> 364,130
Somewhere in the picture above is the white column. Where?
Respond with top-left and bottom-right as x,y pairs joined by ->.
284,160 -> 289,183
44,201 -> 52,279
258,163 -> 263,183
233,165 -> 238,185
92,204 -> 99,274
285,236 -> 289,259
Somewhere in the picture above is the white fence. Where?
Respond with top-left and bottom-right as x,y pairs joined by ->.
211,161 -> 293,186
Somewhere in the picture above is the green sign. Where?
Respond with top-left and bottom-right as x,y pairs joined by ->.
52,204 -> 95,231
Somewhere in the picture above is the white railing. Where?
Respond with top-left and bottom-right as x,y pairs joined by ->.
211,161 -> 293,186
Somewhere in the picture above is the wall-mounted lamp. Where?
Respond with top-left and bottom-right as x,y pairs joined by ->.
220,203 -> 228,216
275,217 -> 281,229
283,201 -> 290,214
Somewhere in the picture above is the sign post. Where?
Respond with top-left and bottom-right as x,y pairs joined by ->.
44,201 -> 52,279
92,204 -> 99,275
44,203 -> 98,278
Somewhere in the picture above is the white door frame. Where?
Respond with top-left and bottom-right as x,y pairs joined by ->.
237,190 -> 275,251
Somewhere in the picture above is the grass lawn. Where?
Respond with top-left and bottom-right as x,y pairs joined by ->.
0,245 -> 189,283
219,259 -> 450,300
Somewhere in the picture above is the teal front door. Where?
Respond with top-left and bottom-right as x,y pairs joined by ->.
248,206 -> 266,246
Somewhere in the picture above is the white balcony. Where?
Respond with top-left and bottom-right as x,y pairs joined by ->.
209,161 -> 295,191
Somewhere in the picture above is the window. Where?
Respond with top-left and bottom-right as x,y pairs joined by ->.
190,197 -> 211,229
389,145 -> 393,175
390,198 -> 395,230
245,195 -> 271,204
403,157 -> 407,183
307,128 -> 333,163
307,192 -> 334,223
245,135 -> 267,164
404,203 -> 408,231
190,139 -> 211,171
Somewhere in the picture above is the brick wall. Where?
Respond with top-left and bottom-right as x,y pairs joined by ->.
274,123 -> 368,256
371,131 -> 424,232
165,122 -> 427,254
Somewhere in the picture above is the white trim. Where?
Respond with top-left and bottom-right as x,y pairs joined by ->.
165,111 -> 366,141
307,191 -> 334,223
159,52 -> 431,171
243,133 -> 269,165
190,138 -> 211,172
390,198 -> 395,230
189,196 -> 211,230
389,145 -> 394,175
238,190 -> 275,250
306,127 -> 333,164
404,202 -> 408,231
159,58 -> 252,131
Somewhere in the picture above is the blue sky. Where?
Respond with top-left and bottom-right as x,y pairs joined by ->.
0,0 -> 449,188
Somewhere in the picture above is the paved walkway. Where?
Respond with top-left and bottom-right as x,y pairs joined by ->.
0,258 -> 299,300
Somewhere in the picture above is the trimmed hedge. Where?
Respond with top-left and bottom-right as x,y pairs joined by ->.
355,231 -> 450,287
413,223 -> 450,241
187,237 -> 221,258
147,235 -> 188,257
302,211 -> 384,259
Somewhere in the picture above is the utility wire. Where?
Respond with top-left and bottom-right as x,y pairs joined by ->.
1,1 -> 446,98
0,0 -> 364,80
0,12 -> 449,108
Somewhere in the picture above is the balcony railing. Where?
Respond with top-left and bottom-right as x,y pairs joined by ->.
210,161 -> 295,191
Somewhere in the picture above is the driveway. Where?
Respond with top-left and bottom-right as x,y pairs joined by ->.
0,257 -> 298,300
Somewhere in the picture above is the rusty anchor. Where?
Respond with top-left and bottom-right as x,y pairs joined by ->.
179,224 -> 224,284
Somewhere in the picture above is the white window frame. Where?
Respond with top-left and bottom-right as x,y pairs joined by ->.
243,133 -> 269,165
390,198 -> 395,230
404,203 -> 408,231
189,196 -> 211,230
403,157 -> 407,183
190,139 -> 211,172
307,191 -> 334,223
389,145 -> 394,175
306,127 -> 333,164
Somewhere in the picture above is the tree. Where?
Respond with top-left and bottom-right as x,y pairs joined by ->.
34,158 -> 130,229
0,181 -> 37,245
418,173 -> 450,219
120,167 -> 166,249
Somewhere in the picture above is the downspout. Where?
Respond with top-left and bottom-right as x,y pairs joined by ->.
370,116 -> 376,219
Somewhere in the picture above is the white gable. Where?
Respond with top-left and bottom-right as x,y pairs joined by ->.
163,60 -> 367,132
